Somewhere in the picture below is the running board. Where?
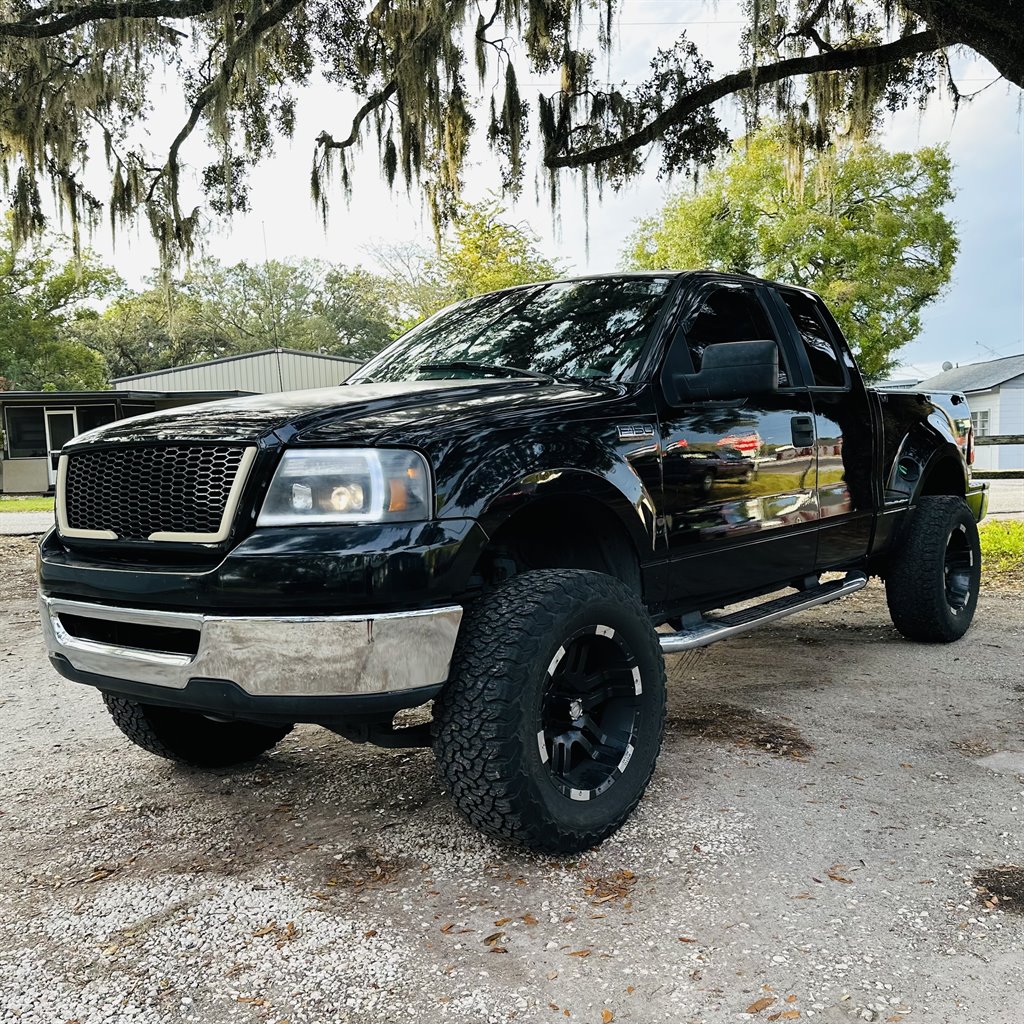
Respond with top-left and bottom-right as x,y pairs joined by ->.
659,572 -> 869,654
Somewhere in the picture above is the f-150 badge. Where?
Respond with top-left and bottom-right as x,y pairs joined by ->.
617,424 -> 656,441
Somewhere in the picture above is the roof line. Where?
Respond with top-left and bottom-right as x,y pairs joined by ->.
111,347 -> 362,382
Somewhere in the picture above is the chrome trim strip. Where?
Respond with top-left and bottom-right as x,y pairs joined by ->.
40,595 -> 463,698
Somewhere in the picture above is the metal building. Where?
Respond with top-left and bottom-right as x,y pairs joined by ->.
111,347 -> 361,394
1,348 -> 362,494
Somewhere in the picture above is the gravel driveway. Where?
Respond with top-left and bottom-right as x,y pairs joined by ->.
1,536 -> 1021,1024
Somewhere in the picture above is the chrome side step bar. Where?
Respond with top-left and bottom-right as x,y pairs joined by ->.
659,572 -> 869,654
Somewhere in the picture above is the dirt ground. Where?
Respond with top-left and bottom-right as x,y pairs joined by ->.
1,535 -> 1022,1024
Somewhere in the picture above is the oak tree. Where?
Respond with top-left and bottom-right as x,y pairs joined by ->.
1,2 -> 1018,261
625,128 -> 958,376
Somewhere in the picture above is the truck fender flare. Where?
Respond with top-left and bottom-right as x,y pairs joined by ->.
474,465 -> 657,556
887,422 -> 967,505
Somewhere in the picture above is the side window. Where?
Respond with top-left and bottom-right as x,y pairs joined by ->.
682,286 -> 790,386
780,290 -> 846,388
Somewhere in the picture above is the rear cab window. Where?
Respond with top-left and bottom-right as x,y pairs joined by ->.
777,289 -> 848,388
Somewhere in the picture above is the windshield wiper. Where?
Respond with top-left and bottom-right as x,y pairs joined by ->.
417,360 -> 552,381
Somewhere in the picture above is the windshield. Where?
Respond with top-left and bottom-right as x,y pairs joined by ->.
348,276 -> 674,384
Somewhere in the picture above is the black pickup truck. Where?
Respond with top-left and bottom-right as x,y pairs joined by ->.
37,272 -> 988,853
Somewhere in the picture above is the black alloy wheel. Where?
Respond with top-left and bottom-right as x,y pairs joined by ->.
540,626 -> 642,802
943,522 -> 974,612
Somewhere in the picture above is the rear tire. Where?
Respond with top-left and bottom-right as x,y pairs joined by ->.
432,569 -> 666,854
885,495 -> 981,643
102,695 -> 292,768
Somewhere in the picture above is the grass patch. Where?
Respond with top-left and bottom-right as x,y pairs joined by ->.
0,495 -> 54,513
980,520 -> 1024,575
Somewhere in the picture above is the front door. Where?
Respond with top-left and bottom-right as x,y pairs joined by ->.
659,283 -> 818,606
44,410 -> 77,488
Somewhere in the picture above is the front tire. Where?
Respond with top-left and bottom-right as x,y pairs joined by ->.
102,695 -> 292,768
432,569 -> 666,854
885,495 -> 981,643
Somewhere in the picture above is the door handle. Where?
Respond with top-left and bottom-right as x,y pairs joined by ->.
791,415 -> 815,448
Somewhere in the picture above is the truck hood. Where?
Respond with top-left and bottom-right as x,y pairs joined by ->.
68,378 -> 624,448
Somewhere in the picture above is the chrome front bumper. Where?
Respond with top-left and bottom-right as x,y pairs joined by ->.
39,595 -> 463,698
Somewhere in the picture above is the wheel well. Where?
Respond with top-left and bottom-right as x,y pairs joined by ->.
473,496 -> 643,598
920,455 -> 966,497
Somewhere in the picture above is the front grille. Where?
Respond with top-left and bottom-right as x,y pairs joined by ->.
62,445 -> 251,542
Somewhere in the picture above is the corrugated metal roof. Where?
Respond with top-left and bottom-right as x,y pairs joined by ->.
916,354 -> 1024,393
111,348 -> 363,394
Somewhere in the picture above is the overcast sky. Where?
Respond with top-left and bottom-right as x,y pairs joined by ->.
84,1 -> 1024,381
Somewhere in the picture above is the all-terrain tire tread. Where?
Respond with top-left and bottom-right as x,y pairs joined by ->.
102,694 -> 292,768
432,569 -> 666,854
884,495 -> 981,643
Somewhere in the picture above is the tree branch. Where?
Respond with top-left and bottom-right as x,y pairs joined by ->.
316,80 -> 398,151
156,0 -> 303,219
1,0 -> 222,38
546,29 -> 948,170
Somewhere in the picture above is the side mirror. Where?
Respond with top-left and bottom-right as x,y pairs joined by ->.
673,340 -> 779,402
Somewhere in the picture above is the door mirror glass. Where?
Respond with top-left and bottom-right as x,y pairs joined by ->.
673,340 -> 779,402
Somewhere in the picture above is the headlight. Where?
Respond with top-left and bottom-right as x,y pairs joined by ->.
257,448 -> 432,526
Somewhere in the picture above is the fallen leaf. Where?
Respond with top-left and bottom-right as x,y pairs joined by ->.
363,929 -> 377,939
494,917 -> 513,926
252,922 -> 277,938
781,1013 -> 800,1020
786,995 -> 797,1003
678,936 -> 696,943
440,923 -> 455,933
746,996 -> 777,1014
522,913 -> 540,926
602,1011 -> 614,1023
827,873 -> 854,884
626,987 -> 635,995
567,949 -> 591,958
483,931 -> 505,946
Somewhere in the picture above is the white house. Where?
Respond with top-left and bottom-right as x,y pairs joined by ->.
916,354 -> 1024,471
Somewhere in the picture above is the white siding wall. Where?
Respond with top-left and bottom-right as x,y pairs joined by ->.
968,388 -> 1000,470
996,373 -> 1024,470
113,350 -> 361,394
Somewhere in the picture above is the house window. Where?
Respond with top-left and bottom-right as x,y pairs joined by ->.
76,404 -> 118,434
4,407 -> 47,458
971,410 -> 989,437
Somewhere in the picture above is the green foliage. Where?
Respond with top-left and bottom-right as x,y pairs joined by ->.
0,218 -> 117,390
0,494 -> 53,512
369,201 -> 565,328
979,520 -> 1024,576
624,128 -> 957,377
433,201 -> 563,309
3,1 -> 1010,262
68,285 -> 232,379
